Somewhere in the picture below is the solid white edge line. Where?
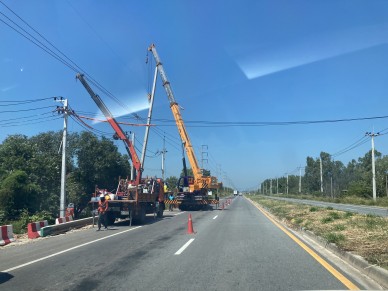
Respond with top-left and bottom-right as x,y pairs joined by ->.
2,226 -> 142,273
213,215 -> 218,220
174,238 -> 195,255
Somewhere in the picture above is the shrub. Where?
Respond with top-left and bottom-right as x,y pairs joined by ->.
343,211 -> 353,218
334,224 -> 346,231
321,217 -> 334,224
328,212 -> 341,220
325,232 -> 345,245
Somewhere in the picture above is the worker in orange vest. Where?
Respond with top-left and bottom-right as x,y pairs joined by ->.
97,194 -> 109,231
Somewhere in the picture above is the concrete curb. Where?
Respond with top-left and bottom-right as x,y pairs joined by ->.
40,217 -> 94,237
247,197 -> 388,289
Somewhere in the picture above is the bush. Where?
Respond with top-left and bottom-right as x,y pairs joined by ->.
334,224 -> 346,231
9,209 -> 55,234
325,232 -> 345,245
321,217 -> 334,224
328,212 -> 341,220
344,211 -> 353,218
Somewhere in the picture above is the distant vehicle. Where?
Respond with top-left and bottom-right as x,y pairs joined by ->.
234,190 -> 239,196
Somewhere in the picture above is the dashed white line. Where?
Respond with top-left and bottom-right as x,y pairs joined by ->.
2,226 -> 142,273
174,238 -> 195,255
213,215 -> 218,220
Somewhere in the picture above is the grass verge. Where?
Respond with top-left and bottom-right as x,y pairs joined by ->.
251,196 -> 388,271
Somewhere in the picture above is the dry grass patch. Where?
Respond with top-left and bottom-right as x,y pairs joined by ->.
251,196 -> 388,270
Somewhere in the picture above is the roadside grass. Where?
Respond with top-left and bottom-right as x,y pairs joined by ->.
251,196 -> 388,270
272,193 -> 388,207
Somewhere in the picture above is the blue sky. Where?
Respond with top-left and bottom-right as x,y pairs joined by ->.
1,0 -> 388,191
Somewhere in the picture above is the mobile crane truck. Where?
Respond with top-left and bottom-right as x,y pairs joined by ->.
148,44 -> 219,210
76,73 -> 165,224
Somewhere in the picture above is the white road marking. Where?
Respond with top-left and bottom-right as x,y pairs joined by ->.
213,215 -> 218,220
174,212 -> 185,216
2,226 -> 142,273
174,238 -> 195,255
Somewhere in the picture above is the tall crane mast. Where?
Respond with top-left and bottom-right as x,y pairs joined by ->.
76,73 -> 142,185
148,44 -> 216,191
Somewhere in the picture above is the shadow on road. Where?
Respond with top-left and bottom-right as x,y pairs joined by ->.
0,272 -> 14,284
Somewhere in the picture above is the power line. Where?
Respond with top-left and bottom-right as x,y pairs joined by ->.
0,2 -> 134,115
0,105 -> 56,113
0,97 -> 54,106
151,114 -> 388,128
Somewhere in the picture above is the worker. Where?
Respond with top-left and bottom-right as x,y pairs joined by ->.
168,192 -> 174,211
97,194 -> 109,231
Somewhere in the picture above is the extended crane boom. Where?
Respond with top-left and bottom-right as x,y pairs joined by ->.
148,44 -> 218,194
76,73 -> 142,184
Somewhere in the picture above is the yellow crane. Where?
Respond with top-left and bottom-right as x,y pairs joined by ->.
148,44 -> 219,210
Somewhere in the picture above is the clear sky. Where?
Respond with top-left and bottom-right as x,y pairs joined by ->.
1,0 -> 388,191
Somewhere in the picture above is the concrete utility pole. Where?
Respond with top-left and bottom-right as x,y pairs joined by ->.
299,167 -> 302,193
55,97 -> 68,218
386,172 -> 388,198
161,134 -> 167,180
286,173 -> 289,195
330,176 -> 333,198
320,157 -> 323,193
270,179 -> 273,195
276,177 -> 278,194
141,67 -> 157,170
366,132 -> 380,202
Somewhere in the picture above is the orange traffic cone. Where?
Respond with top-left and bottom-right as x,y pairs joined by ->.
187,214 -> 194,234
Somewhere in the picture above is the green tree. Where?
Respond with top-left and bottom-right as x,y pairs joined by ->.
0,170 -> 40,218
165,176 -> 178,192
67,132 -> 131,216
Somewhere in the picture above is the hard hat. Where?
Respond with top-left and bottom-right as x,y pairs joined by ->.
100,194 -> 105,198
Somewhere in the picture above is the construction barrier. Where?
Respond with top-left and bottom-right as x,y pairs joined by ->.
41,217 -> 93,237
27,220 -> 48,239
0,225 -> 15,246
55,216 -> 73,225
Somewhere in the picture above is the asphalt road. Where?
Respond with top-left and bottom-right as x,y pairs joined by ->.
263,196 -> 388,216
0,197 -> 377,290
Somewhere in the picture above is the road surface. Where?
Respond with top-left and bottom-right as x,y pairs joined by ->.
0,197 -> 379,290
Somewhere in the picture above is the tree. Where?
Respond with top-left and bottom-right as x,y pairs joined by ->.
304,156 -> 320,193
165,176 -> 178,192
0,170 -> 40,218
67,132 -> 131,216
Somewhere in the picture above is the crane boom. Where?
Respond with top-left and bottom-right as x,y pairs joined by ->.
148,44 -> 219,192
148,44 -> 202,180
76,73 -> 142,184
